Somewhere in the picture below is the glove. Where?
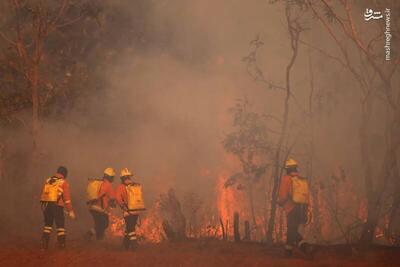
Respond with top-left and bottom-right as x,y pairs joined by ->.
68,210 -> 76,220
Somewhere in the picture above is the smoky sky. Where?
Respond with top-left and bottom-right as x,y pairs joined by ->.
33,0 -> 373,202
3,0 -> 396,226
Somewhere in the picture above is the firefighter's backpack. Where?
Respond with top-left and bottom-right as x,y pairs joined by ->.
86,178 -> 103,202
40,177 -> 64,202
126,183 -> 145,211
291,176 -> 310,204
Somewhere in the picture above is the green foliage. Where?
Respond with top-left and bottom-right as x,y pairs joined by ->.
0,1 -> 100,123
224,98 -> 270,156
0,0 -> 152,125
223,98 -> 271,189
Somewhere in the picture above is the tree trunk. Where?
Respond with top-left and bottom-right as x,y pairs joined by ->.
234,212 -> 240,242
359,208 -> 378,244
0,143 -> 4,183
312,178 -> 323,242
358,95 -> 375,244
248,180 -> 257,229
359,95 -> 400,244
29,62 -> 41,195
360,143 -> 398,244
388,195 -> 400,239
244,221 -> 250,241
27,18 -> 43,203
31,62 -> 40,149
219,217 -> 227,241
306,52 -> 323,242
266,4 -> 300,242
387,156 -> 400,239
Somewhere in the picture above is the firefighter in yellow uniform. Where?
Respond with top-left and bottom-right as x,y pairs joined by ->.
278,159 -> 311,257
40,166 -> 76,249
86,167 -> 116,240
115,168 -> 145,250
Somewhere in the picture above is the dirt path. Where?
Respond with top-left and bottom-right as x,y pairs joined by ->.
0,238 -> 398,267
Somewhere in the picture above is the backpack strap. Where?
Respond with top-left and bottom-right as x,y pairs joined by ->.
98,180 -> 106,208
46,176 -> 57,184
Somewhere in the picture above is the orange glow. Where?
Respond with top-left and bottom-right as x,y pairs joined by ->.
136,201 -> 164,243
109,214 -> 125,237
216,172 -> 235,235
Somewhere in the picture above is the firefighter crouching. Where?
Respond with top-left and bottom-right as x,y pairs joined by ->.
278,159 -> 311,257
115,168 -> 145,250
86,167 -> 116,241
40,166 -> 76,249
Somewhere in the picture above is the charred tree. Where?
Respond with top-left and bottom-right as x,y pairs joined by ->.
306,51 -> 321,241
244,221 -> 251,241
159,189 -> 187,241
162,220 -> 177,241
306,0 -> 400,245
234,212 -> 240,242
388,161 -> 400,240
219,218 -> 227,241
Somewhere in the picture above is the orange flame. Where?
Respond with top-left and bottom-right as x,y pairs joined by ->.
109,213 -> 125,237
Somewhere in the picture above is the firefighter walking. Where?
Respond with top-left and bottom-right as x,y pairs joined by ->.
278,159 -> 311,257
40,166 -> 76,249
115,168 -> 145,250
86,167 -> 116,240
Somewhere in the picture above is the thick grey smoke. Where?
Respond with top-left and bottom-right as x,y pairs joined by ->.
2,0 -> 395,242
35,0 -> 292,204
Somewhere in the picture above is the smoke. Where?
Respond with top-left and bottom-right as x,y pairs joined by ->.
2,0 -> 397,242
34,0 -> 290,204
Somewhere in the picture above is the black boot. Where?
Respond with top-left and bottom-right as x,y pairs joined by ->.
85,229 -> 95,242
127,231 -> 138,251
41,233 -> 50,250
57,235 -> 66,249
96,229 -> 105,241
298,240 -> 314,260
123,235 -> 130,250
130,239 -> 138,251
284,245 -> 293,258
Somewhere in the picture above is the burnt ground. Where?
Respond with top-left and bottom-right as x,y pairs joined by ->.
0,236 -> 399,267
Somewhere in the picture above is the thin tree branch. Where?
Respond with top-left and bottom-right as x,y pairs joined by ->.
299,39 -> 346,68
0,31 -> 16,46
342,1 -> 395,109
52,0 -> 69,26
56,15 -> 83,29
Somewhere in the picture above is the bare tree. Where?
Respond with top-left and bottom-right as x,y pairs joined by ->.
306,0 -> 400,244
0,1 -> 100,192
266,3 -> 303,242
159,189 -> 187,241
241,1 -> 305,242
